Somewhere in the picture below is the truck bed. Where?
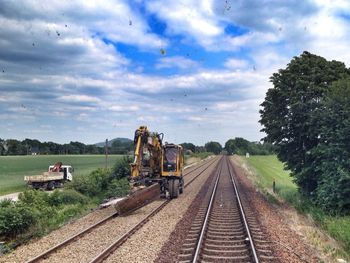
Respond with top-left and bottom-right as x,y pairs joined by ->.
24,172 -> 64,182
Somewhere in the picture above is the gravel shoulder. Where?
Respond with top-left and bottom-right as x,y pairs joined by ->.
233,155 -> 349,263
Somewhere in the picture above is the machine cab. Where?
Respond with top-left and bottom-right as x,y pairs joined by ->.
162,144 -> 184,177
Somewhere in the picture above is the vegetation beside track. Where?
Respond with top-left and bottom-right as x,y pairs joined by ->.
0,154 -> 123,195
244,155 -> 350,259
0,157 -> 131,254
185,152 -> 212,162
0,153 -> 211,254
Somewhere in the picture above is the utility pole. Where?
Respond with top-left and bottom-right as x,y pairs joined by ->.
105,139 -> 108,170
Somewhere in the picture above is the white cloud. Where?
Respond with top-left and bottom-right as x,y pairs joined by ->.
156,56 -> 199,70
59,95 -> 101,103
224,58 -> 249,69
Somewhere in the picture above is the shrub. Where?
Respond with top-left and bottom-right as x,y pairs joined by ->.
112,156 -> 132,180
18,190 -> 50,207
49,189 -> 89,206
104,178 -> 130,199
0,206 -> 37,237
69,168 -> 110,197
70,159 -> 131,199
0,199 -> 13,208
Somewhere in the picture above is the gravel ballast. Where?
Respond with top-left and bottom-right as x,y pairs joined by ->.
103,158 -> 220,263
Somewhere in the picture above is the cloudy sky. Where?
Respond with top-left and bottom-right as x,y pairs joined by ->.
1,0 -> 350,145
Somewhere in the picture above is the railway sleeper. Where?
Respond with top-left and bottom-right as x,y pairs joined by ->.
207,224 -> 244,230
201,254 -> 250,262
205,233 -> 246,240
207,226 -> 244,231
204,238 -> 245,245
206,230 -> 245,236
202,247 -> 249,256
204,243 -> 247,250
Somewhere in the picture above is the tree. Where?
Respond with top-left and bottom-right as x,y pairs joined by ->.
305,78 -> 350,213
0,139 -> 5,155
6,139 -> 26,155
260,51 -> 350,195
110,140 -> 133,154
225,138 -> 275,155
204,141 -> 222,154
180,142 -> 196,153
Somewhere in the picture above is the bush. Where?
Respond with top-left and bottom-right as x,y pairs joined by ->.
49,189 -> 89,206
112,156 -> 132,179
104,178 -> 130,199
0,199 -> 13,208
70,159 -> 131,200
0,205 -> 37,237
69,168 -> 110,197
18,190 -> 50,207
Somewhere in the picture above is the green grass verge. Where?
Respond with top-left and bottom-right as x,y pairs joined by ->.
245,155 -> 350,258
0,155 -> 123,195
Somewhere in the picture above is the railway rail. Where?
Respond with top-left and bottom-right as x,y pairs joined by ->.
25,156 -> 220,263
178,156 -> 275,262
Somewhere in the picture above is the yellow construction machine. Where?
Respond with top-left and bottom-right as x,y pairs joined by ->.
115,126 -> 184,214
130,126 -> 184,197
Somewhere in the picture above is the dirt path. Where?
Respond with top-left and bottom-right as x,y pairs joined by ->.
0,192 -> 21,201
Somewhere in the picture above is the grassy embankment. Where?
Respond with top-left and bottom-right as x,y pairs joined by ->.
0,155 -> 123,195
245,155 -> 350,259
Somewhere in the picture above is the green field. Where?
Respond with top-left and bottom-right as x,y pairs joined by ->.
245,155 -> 350,259
0,155 -> 124,195
246,155 -> 297,202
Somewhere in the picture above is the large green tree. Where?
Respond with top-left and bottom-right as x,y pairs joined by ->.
306,78 -> 350,212
260,51 -> 350,195
225,138 -> 249,155
204,141 -> 222,155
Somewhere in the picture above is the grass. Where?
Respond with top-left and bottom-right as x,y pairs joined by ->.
0,155 -> 124,195
245,155 -> 350,259
246,155 -> 297,202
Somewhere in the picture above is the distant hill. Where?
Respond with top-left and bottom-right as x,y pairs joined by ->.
95,137 -> 133,147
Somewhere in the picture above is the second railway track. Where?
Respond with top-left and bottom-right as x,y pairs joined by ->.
25,156 -> 220,263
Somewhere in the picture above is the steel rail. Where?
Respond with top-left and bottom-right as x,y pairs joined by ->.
183,155 -> 217,176
89,156 -> 222,263
25,212 -> 118,263
25,156 -> 220,263
191,158 -> 223,263
227,157 -> 260,263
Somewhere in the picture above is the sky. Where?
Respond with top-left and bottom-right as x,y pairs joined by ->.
1,0 -> 350,146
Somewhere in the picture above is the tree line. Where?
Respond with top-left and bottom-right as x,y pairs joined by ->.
260,51 -> 350,214
0,137 -> 275,157
0,138 -> 134,155
181,139 -> 275,155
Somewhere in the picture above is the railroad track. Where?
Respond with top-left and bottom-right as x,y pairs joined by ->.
25,156 -> 220,263
178,156 -> 275,263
